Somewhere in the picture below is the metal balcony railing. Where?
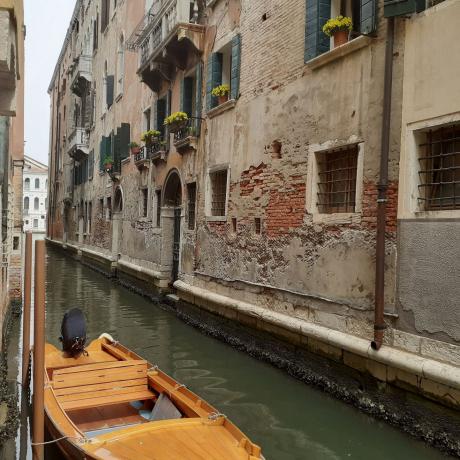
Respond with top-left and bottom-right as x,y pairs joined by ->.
68,127 -> 89,160
173,117 -> 200,144
137,0 -> 198,68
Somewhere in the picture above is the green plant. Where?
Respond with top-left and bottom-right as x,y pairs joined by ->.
103,155 -> 113,166
164,111 -> 188,126
141,130 -> 161,143
322,16 -> 352,37
129,141 -> 140,148
211,84 -> 230,97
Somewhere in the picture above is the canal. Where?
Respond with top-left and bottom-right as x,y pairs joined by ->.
2,245 -> 453,459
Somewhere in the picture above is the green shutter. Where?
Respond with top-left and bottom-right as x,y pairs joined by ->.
231,34 -> 241,100
181,77 -> 194,117
166,90 -> 172,150
113,129 -> 121,173
360,0 -> 377,35
384,0 -> 425,17
119,123 -> 130,160
99,136 -> 106,171
305,0 -> 331,62
156,98 -> 167,138
195,62 -> 203,136
106,75 -> 114,107
206,52 -> 222,111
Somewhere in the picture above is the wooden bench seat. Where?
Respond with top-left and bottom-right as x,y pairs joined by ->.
52,360 -> 155,411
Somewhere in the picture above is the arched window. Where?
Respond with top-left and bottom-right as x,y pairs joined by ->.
34,197 -> 39,210
35,178 -> 40,189
117,34 -> 124,96
24,178 -> 30,190
24,196 -> 29,210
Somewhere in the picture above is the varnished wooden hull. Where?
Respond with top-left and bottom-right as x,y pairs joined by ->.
44,337 -> 263,460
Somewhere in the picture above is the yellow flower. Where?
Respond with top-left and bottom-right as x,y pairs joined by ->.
164,111 -> 188,126
211,84 -> 230,97
322,16 -> 353,37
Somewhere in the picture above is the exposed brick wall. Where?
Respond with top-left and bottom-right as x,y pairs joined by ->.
362,181 -> 398,237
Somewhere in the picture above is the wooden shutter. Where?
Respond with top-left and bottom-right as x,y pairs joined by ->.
99,136 -> 106,171
384,0 -> 425,17
106,75 -> 114,108
101,0 -> 107,32
360,0 -> 378,35
206,52 -> 222,111
166,90 -> 172,150
304,0 -> 331,62
231,34 -> 241,100
195,62 -> 203,136
119,123 -> 130,160
93,16 -> 98,51
156,98 -> 167,137
181,77 -> 194,117
113,129 -> 121,173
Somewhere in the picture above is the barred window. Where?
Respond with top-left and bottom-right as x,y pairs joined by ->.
418,125 -> 460,211
141,188 -> 148,217
317,146 -> 358,214
187,183 -> 196,230
210,170 -> 227,217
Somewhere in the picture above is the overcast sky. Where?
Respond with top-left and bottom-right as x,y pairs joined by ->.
24,0 -> 75,165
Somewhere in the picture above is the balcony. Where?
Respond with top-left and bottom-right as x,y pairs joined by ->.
68,127 -> 89,161
173,118 -> 199,153
129,0 -> 205,92
70,55 -> 92,97
134,147 -> 150,170
147,138 -> 168,164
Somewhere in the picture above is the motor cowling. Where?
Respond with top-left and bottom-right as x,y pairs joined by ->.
60,308 -> 87,358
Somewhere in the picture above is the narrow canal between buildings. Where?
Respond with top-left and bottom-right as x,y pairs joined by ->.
3,244 -> 453,460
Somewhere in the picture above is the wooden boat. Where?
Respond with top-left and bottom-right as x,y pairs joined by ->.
44,335 -> 263,459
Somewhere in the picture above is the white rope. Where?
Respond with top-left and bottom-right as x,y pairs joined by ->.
208,412 -> 227,421
30,435 -> 85,446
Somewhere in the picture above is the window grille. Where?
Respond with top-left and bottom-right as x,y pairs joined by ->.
317,146 -> 358,214
210,170 -> 227,217
187,183 -> 196,230
155,190 -> 161,227
418,125 -> 460,210
255,217 -> 261,234
141,189 -> 148,217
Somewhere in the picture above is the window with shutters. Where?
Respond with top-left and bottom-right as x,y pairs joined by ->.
207,34 -> 241,111
187,183 -> 197,230
305,0 -> 377,62
209,169 -> 228,217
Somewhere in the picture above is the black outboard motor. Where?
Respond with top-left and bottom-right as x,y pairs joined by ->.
60,308 -> 87,358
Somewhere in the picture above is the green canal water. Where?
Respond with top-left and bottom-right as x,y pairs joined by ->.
1,245 -> 453,459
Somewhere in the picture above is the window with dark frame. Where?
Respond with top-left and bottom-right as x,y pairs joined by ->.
317,145 -> 358,214
155,189 -> 161,227
254,217 -> 262,234
187,183 -> 197,230
210,170 -> 227,217
141,188 -> 148,218
418,125 -> 460,211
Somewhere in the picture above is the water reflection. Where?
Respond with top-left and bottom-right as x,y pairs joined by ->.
2,244 -> 452,460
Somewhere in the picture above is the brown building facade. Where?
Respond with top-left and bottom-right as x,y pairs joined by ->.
48,0 -> 460,407
0,0 -> 24,347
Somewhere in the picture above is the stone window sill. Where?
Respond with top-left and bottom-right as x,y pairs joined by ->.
306,35 -> 373,71
312,212 -> 361,225
207,99 -> 236,119
206,216 -> 227,222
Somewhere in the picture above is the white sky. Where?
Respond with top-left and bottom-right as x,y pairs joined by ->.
24,0 -> 75,165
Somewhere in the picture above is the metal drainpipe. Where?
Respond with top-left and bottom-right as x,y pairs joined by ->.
372,17 -> 395,351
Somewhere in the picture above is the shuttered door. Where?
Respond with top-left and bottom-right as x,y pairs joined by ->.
195,62 -> 203,136
181,77 -> 194,117
99,137 -> 106,171
360,0 -> 378,35
206,53 -> 222,111
156,98 -> 167,138
231,34 -> 241,100
113,129 -> 121,173
304,0 -> 331,62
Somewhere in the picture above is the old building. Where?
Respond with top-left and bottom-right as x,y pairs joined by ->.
48,0 -> 460,408
0,0 -> 24,346
23,156 -> 48,233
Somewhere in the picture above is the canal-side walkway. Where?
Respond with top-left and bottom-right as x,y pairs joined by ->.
33,240 -> 460,458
